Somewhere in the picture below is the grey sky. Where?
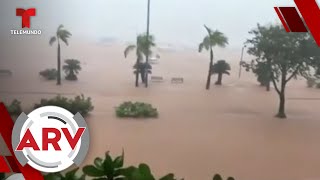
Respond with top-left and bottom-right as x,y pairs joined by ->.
0,0 -> 317,48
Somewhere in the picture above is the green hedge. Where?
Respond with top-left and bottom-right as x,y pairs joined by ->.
34,95 -> 94,116
116,101 -> 158,118
39,69 -> 57,80
6,99 -> 22,116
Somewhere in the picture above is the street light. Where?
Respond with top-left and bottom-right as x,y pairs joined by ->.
145,0 -> 151,88
238,44 -> 247,78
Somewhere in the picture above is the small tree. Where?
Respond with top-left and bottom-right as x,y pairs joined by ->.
241,60 -> 271,87
63,59 -> 81,80
211,60 -> 231,85
247,24 -> 319,118
199,25 -> 228,90
124,33 -> 155,87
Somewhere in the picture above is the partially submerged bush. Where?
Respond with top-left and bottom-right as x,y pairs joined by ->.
34,95 -> 94,116
213,174 -> 235,180
83,151 -> 181,180
63,59 -> 81,81
39,68 -> 57,80
45,151 -> 236,180
116,101 -> 158,118
6,99 -> 22,116
44,168 -> 85,180
306,77 -> 316,88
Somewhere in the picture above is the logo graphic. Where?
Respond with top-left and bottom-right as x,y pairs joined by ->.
11,8 -> 41,35
16,8 -> 36,28
0,103 -> 43,180
6,173 -> 25,180
12,106 -> 90,173
274,0 -> 320,47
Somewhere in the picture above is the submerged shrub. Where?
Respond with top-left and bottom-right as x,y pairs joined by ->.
6,99 -> 22,116
306,77 -> 316,88
83,151 -> 181,180
116,101 -> 158,118
34,95 -> 94,116
213,174 -> 223,180
63,59 -> 81,81
213,174 -> 237,180
44,168 -> 85,180
39,68 -> 57,80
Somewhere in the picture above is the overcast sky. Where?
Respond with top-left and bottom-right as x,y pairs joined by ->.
0,0 -> 318,48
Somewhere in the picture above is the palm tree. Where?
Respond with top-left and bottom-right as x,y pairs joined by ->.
63,59 -> 81,80
49,25 -> 72,85
124,33 -> 155,87
212,60 -> 231,85
199,25 -> 228,89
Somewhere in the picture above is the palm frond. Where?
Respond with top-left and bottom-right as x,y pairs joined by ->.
57,29 -> 72,46
124,45 -> 136,58
204,25 -> 212,35
198,43 -> 204,52
58,29 -> 72,38
202,25 -> 228,49
57,25 -> 64,32
59,36 -> 69,46
137,33 -> 156,57
212,60 -> 231,74
63,59 -> 81,75
199,36 -> 210,52
211,30 -> 229,47
49,36 -> 56,46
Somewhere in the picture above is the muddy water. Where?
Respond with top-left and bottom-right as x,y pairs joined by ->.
1,39 -> 320,180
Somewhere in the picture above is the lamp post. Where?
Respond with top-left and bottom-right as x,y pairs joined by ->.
145,0 -> 151,88
238,44 -> 246,78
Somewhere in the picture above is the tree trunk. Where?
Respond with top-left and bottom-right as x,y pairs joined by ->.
206,49 -> 213,90
266,59 -> 271,91
276,91 -> 286,118
215,73 -> 222,85
266,80 -> 270,91
140,68 -> 145,83
276,69 -> 287,118
135,71 -> 139,87
57,43 -> 61,85
135,59 -> 139,87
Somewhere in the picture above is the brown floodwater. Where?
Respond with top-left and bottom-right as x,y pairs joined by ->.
1,39 -> 320,180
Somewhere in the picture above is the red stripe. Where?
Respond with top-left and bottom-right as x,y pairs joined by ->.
6,156 -> 20,173
279,7 -> 308,32
0,103 -> 44,180
274,7 -> 291,32
294,0 -> 320,46
0,156 -> 10,173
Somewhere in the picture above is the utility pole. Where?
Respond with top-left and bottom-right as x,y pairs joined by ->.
145,0 -> 151,88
